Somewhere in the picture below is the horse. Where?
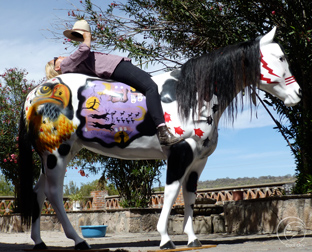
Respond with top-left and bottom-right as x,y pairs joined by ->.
18,27 -> 301,250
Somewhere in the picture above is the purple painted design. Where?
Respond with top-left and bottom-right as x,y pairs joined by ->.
78,80 -> 147,146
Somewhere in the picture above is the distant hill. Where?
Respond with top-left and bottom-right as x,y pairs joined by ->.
197,174 -> 295,189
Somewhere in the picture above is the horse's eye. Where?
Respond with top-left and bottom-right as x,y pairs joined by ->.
279,56 -> 285,62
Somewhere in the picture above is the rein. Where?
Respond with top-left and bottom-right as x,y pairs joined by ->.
255,92 -> 298,154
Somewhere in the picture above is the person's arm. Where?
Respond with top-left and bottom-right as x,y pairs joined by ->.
60,32 -> 92,72
83,32 -> 92,48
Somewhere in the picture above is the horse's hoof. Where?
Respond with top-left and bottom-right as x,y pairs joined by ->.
188,239 -> 202,247
160,240 -> 176,250
33,242 -> 48,250
74,240 -> 91,250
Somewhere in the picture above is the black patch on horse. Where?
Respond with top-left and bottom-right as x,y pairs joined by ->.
186,171 -> 198,193
58,144 -> 71,156
160,79 -> 178,103
203,137 -> 210,147
160,70 -> 181,103
166,141 -> 193,185
170,69 -> 181,79
207,115 -> 213,125
47,154 -> 57,169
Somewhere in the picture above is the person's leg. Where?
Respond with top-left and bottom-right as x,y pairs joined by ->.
111,61 -> 182,145
111,61 -> 165,126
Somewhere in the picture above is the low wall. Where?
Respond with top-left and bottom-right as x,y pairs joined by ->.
224,195 -> 312,234
2,196 -> 311,236
0,207 -> 225,235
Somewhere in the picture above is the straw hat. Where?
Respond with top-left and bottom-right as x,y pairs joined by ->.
63,20 -> 95,41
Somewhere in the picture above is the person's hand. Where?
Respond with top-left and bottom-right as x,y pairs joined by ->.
83,32 -> 92,40
83,32 -> 92,48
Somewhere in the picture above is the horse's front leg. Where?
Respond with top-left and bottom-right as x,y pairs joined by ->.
157,141 -> 194,249
44,154 -> 90,250
182,158 -> 207,247
31,174 -> 48,249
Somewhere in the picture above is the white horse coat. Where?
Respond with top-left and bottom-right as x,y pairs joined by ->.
18,27 -> 301,250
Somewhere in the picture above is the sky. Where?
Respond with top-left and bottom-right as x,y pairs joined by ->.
0,0 -> 298,188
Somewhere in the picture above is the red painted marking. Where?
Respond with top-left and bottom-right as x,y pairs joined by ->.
260,51 -> 280,84
164,112 -> 171,123
285,76 -> 296,85
194,128 -> 204,138
174,126 -> 185,136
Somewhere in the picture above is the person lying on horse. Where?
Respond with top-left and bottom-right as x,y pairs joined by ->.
45,20 -> 182,146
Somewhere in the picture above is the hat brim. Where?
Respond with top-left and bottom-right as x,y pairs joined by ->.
63,29 -> 96,42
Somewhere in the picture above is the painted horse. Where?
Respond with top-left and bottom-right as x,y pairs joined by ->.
18,27 -> 301,250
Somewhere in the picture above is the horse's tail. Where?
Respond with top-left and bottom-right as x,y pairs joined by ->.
18,107 -> 34,226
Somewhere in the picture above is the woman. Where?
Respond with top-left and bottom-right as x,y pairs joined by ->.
45,31 -> 182,146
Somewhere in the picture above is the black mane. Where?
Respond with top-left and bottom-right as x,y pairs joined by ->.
176,38 -> 261,122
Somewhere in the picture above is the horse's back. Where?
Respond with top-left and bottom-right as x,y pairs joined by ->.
24,73 -> 170,158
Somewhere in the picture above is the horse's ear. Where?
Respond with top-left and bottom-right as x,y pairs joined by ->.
260,26 -> 277,46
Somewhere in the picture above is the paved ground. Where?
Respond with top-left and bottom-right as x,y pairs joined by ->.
0,231 -> 311,252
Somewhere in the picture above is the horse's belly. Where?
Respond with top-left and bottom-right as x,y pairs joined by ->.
79,136 -> 167,160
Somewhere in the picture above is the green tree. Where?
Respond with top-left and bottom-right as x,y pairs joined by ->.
0,68 -> 42,192
62,0 -> 311,193
67,178 -> 119,197
63,181 -> 80,196
104,159 -> 164,207
0,174 -> 14,196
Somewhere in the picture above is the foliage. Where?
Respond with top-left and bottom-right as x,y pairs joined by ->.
0,174 -> 14,196
303,174 -> 312,194
0,68 -> 42,191
64,178 -> 118,197
61,0 -> 312,193
198,174 -> 295,189
69,192 -> 84,202
103,159 -> 164,208
63,181 -> 80,196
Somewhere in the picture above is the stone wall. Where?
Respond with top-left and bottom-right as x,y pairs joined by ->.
2,196 -> 311,236
0,208 -> 224,235
224,195 -> 312,234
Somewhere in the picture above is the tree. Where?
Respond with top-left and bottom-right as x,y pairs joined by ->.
64,178 -> 119,197
0,174 -> 14,196
0,68 -> 42,192
63,181 -> 80,196
103,159 -> 164,207
61,0 -> 311,193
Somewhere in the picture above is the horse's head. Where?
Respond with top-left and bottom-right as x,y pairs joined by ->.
259,27 -> 301,106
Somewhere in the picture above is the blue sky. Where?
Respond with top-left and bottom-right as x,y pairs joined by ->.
0,0 -> 297,187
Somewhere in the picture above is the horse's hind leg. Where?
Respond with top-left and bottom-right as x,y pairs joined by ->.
157,180 -> 181,249
182,158 -> 207,247
43,152 -> 90,250
31,174 -> 48,249
157,141 -> 194,249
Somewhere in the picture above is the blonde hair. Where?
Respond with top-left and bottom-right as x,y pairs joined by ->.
45,61 -> 62,80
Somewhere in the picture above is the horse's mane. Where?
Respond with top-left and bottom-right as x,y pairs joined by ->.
176,38 -> 261,122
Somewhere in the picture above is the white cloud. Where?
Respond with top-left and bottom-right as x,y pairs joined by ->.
0,38 -> 67,82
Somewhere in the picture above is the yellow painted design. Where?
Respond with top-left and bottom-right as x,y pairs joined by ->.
25,83 -> 77,154
114,131 -> 129,143
134,106 -> 146,121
